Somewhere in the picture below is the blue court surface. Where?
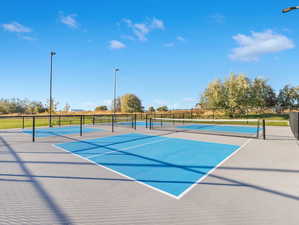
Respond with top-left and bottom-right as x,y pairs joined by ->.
178,124 -> 259,134
55,133 -> 240,198
117,121 -> 149,126
23,126 -> 104,137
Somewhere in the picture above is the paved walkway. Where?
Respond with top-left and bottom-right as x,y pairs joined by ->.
0,126 -> 299,225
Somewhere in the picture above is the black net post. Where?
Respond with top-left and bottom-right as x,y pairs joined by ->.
112,114 -> 114,132
134,114 -> 137,130
145,114 -> 148,128
59,115 -> 61,127
32,116 -> 36,142
80,115 -> 83,136
93,115 -> 95,126
131,114 -> 134,128
22,116 -> 25,129
149,118 -> 152,130
262,119 -> 266,140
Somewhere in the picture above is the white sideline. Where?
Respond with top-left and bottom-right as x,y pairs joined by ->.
52,137 -> 252,200
177,138 -> 252,199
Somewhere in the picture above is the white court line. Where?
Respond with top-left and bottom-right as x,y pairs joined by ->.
52,142 -> 180,199
52,136 -> 252,200
177,138 -> 252,199
86,138 -> 169,159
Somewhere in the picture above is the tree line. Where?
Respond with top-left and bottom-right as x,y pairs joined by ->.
0,98 -> 67,115
96,93 -> 169,113
0,94 -> 169,115
200,73 -> 299,116
5,73 -> 295,116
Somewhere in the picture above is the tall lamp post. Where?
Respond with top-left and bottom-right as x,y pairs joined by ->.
112,68 -> 119,132
282,6 -> 299,13
49,51 -> 56,127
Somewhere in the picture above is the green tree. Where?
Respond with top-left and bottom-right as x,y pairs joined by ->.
222,73 -> 251,116
112,97 -> 121,112
95,105 -> 108,111
45,99 -> 59,113
148,106 -> 155,112
200,79 -> 225,109
26,101 -> 41,114
0,99 -> 9,114
277,85 -> 298,110
157,105 -> 168,112
250,78 -> 277,113
120,94 -> 143,113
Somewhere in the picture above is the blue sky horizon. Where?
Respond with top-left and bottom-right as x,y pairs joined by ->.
1,0 -> 299,110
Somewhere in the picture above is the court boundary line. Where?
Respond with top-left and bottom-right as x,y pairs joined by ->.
52,134 -> 252,200
177,138 -> 252,199
52,143 -> 180,199
86,138 -> 170,159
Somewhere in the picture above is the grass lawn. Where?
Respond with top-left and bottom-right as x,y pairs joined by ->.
0,116 -> 106,129
0,113 -> 290,129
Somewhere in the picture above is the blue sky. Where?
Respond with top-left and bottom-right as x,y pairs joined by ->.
1,0 -> 299,110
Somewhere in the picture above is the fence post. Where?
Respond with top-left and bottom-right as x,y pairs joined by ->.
59,115 -> 61,127
149,118 -> 152,130
145,114 -> 148,128
80,115 -> 83,136
32,116 -> 35,142
93,115 -> 95,126
22,116 -> 25,129
134,114 -> 137,130
112,114 -> 114,132
262,119 -> 266,140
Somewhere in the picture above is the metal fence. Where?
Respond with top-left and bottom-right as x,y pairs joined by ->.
0,114 -> 136,142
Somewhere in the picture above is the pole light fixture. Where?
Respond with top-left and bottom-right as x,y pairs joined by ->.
282,6 -> 299,13
49,51 -> 56,127
112,68 -> 119,131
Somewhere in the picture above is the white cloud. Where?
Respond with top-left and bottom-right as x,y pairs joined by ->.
176,36 -> 185,42
164,42 -> 175,47
210,13 -> 225,24
122,17 -> 165,41
21,36 -> 36,41
229,30 -> 295,61
151,18 -> 165,30
60,13 -> 78,29
109,40 -> 126,49
2,22 -> 31,33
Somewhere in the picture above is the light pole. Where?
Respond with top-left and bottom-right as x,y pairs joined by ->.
49,51 -> 56,127
112,68 -> 119,131
282,6 -> 299,13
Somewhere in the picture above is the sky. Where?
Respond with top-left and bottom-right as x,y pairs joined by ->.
1,0 -> 299,110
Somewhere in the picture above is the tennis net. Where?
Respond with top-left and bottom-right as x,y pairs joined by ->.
149,118 -> 265,139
